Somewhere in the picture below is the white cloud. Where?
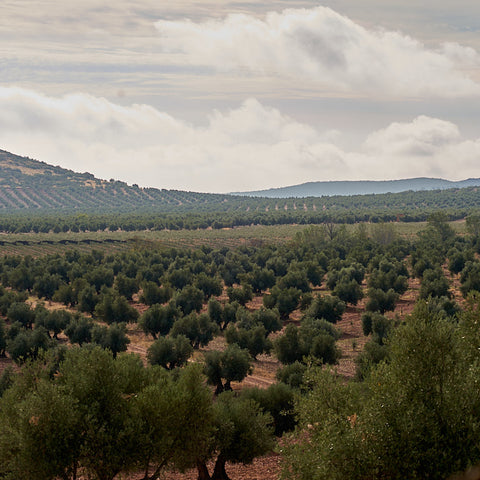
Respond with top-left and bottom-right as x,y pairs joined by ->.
358,116 -> 480,180
0,87 -> 479,193
154,6 -> 480,97
363,116 -> 461,156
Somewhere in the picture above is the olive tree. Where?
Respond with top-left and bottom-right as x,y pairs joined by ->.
204,345 -> 252,395
147,335 -> 193,369
283,303 -> 480,480
197,392 -> 274,480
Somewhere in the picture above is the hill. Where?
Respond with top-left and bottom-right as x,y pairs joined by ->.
232,178 -> 480,198
1,149 -> 480,231
0,149 -> 230,212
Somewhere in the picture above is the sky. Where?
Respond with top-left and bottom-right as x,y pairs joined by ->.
1,1 -> 480,193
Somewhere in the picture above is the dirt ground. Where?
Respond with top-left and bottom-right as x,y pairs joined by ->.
0,269 -> 427,480
121,274 -> 423,480
122,454 -> 282,480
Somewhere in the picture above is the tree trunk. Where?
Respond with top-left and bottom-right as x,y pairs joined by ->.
196,460 -> 211,480
214,382 -> 224,396
147,458 -> 168,480
211,454 -> 230,480
141,456 -> 151,480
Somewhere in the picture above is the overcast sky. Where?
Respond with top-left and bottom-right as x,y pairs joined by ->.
1,0 -> 480,192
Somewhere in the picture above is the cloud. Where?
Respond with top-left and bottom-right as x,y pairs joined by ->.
363,116 -> 461,156
0,87 -> 479,193
3,2 -> 480,103
359,116 -> 480,179
154,6 -> 480,97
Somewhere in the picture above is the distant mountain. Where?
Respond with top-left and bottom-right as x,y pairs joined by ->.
232,178 -> 480,198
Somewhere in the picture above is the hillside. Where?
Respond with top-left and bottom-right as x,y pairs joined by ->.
232,177 -> 480,198
0,149 -> 230,211
1,149 -> 480,229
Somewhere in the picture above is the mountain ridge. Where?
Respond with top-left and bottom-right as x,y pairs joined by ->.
232,177 -> 480,198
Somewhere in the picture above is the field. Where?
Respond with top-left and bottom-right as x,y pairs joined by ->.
0,224 -> 304,257
0,220 -> 464,387
0,218 -> 475,480
0,220 -> 467,258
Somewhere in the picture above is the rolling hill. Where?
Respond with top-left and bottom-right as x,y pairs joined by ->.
1,149 -> 480,230
0,149 -> 230,212
232,178 -> 480,198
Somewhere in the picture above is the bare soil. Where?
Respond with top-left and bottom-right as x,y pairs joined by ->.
120,274 -> 422,480
0,269 -> 426,480
123,454 -> 282,480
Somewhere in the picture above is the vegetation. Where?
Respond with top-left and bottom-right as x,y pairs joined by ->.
282,301 -> 480,480
0,150 -> 479,238
1,153 -> 480,479
0,348 -> 215,480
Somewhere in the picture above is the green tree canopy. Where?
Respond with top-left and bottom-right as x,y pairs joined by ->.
283,302 -> 480,480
